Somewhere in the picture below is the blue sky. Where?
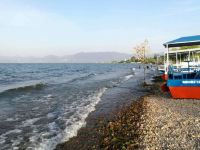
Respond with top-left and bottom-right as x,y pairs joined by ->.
1,0 -> 200,57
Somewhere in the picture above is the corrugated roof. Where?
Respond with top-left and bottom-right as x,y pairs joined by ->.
163,35 -> 200,48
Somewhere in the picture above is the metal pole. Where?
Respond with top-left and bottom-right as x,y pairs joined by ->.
189,50 -> 190,61
164,53 -> 166,64
193,52 -> 194,62
156,56 -> 159,75
176,52 -> 178,66
157,56 -> 159,65
166,44 -> 169,72
144,46 -> 146,83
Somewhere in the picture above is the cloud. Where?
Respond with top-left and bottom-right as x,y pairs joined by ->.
0,3 -> 82,57
0,6 -> 79,33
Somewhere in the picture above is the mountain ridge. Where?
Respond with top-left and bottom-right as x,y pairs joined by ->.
0,52 -> 131,63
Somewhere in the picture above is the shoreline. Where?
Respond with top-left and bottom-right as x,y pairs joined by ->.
55,69 -> 154,150
56,75 -> 200,150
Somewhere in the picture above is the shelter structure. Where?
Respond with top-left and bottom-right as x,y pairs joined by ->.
163,35 -> 200,79
163,35 -> 200,99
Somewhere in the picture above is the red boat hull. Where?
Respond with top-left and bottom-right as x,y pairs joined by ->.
169,86 -> 200,99
162,73 -> 168,80
161,83 -> 169,92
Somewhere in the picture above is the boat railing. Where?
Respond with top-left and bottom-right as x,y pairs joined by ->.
168,65 -> 200,80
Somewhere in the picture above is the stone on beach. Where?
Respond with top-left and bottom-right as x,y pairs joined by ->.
56,77 -> 200,150
100,78 -> 200,150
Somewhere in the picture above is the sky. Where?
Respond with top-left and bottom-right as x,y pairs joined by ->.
1,0 -> 200,57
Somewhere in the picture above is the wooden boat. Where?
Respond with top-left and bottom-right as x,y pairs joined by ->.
167,64 -> 200,98
163,35 -> 200,99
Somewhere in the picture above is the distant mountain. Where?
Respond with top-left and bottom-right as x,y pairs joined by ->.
66,52 -> 131,63
0,56 -> 64,63
0,52 -> 131,63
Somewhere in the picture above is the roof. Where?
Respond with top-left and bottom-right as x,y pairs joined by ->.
164,48 -> 200,54
163,35 -> 200,48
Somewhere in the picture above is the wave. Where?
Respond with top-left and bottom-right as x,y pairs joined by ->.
0,129 -> 22,148
132,67 -> 136,71
21,118 -> 40,127
69,73 -> 96,83
124,74 -> 134,81
35,87 -> 107,150
0,83 -> 46,95
132,68 -> 136,74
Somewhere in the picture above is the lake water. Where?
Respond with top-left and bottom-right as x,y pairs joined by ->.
0,63 -> 148,150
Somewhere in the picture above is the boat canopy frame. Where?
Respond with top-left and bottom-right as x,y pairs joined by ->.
164,35 -> 200,48
163,35 -> 200,73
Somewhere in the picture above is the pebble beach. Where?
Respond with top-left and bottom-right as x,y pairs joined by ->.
56,75 -> 200,150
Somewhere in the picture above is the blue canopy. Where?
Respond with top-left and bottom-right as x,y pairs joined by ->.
163,35 -> 200,48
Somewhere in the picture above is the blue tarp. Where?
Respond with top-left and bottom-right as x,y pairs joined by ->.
164,35 -> 200,48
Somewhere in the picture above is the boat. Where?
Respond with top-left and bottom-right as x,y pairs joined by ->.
163,35 -> 200,99
167,63 -> 200,98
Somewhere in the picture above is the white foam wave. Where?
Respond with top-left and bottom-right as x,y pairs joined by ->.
63,90 -> 104,141
132,68 -> 136,71
5,117 -> 19,122
22,118 -> 40,127
2,129 -> 22,135
34,87 -> 107,150
47,112 -> 55,118
43,94 -> 54,99
124,74 -> 134,81
0,129 -> 22,147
